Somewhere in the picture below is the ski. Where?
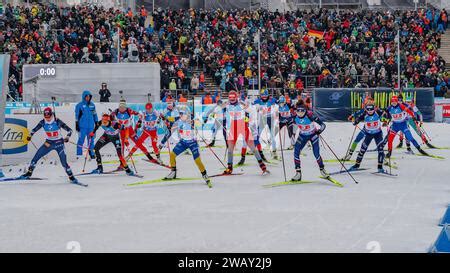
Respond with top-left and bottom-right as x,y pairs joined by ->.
319,176 -> 344,187
324,159 -> 356,163
201,145 -> 226,149
416,153 -> 445,160
0,177 -> 46,182
263,180 -> 317,188
74,170 -> 121,176
329,168 -> 369,176
371,170 -> 398,177
141,158 -> 171,169
70,180 -> 89,187
209,172 -> 244,178
127,177 -> 200,186
128,173 -> 144,178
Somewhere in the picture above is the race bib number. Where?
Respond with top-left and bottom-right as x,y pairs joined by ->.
46,131 -> 59,138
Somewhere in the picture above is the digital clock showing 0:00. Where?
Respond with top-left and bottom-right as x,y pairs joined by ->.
39,67 -> 56,77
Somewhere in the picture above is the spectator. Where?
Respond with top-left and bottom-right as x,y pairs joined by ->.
191,74 -> 199,95
99,83 -> 111,102
169,79 -> 177,91
1,4 -> 447,99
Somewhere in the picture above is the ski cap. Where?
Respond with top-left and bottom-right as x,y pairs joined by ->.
391,96 -> 398,103
260,89 -> 269,98
101,113 -> 111,122
365,104 -> 375,112
145,102 -> 153,110
119,99 -> 127,108
296,105 -> 307,113
279,96 -> 286,104
43,107 -> 53,118
228,91 -> 238,103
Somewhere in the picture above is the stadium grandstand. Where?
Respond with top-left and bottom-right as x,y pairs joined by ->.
1,0 -> 449,101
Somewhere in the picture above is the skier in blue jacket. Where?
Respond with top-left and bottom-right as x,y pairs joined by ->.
75,90 -> 98,158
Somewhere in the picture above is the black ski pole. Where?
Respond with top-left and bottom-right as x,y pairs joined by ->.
195,126 -> 227,169
278,124 -> 287,182
319,135 -> 359,184
341,125 -> 357,171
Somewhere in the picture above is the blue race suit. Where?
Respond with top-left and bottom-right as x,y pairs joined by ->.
353,109 -> 385,166
293,111 -> 326,170
385,103 -> 420,151
28,118 -> 74,177
75,90 -> 98,156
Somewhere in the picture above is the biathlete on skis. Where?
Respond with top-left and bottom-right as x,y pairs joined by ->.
159,99 -> 180,151
89,113 -> 135,175
342,96 -> 374,161
253,89 -> 279,159
222,91 -> 269,175
237,93 -> 268,165
126,102 -> 164,164
164,109 -> 212,188
20,107 -> 79,184
384,95 -> 429,159
348,103 -> 386,173
277,95 -> 295,150
396,93 -> 436,151
111,99 -> 140,169
203,99 -> 226,147
291,101 -> 328,181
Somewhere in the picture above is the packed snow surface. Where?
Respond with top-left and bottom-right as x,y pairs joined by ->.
1,122 -> 449,252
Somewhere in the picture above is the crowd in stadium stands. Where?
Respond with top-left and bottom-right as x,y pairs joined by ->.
1,3 -> 449,101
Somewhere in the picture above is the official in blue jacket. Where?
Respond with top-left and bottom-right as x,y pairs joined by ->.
75,90 -> 98,158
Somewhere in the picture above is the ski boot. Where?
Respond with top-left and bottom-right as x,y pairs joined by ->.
271,150 -> 278,160
291,169 -> 302,181
19,168 -> 33,180
165,168 -> 177,180
417,147 -> 429,156
92,165 -> 104,174
426,141 -> 436,149
405,145 -> 414,155
259,151 -> 268,163
396,140 -> 403,149
342,151 -> 353,161
348,162 -> 360,172
125,166 -> 134,176
155,153 -> 163,164
69,175 -> 79,184
237,156 -> 246,166
201,171 -> 212,188
320,168 -> 330,178
223,164 -> 233,175
259,160 -> 270,175
377,166 -> 387,174
207,139 -> 215,147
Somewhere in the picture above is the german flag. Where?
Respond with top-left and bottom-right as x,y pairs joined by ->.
307,29 -> 325,40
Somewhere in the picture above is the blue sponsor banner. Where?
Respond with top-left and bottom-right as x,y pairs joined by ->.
312,88 -> 435,121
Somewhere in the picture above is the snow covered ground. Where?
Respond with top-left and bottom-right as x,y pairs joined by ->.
0,122 -> 449,253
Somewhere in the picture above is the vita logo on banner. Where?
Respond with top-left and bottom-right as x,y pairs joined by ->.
2,118 -> 29,154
